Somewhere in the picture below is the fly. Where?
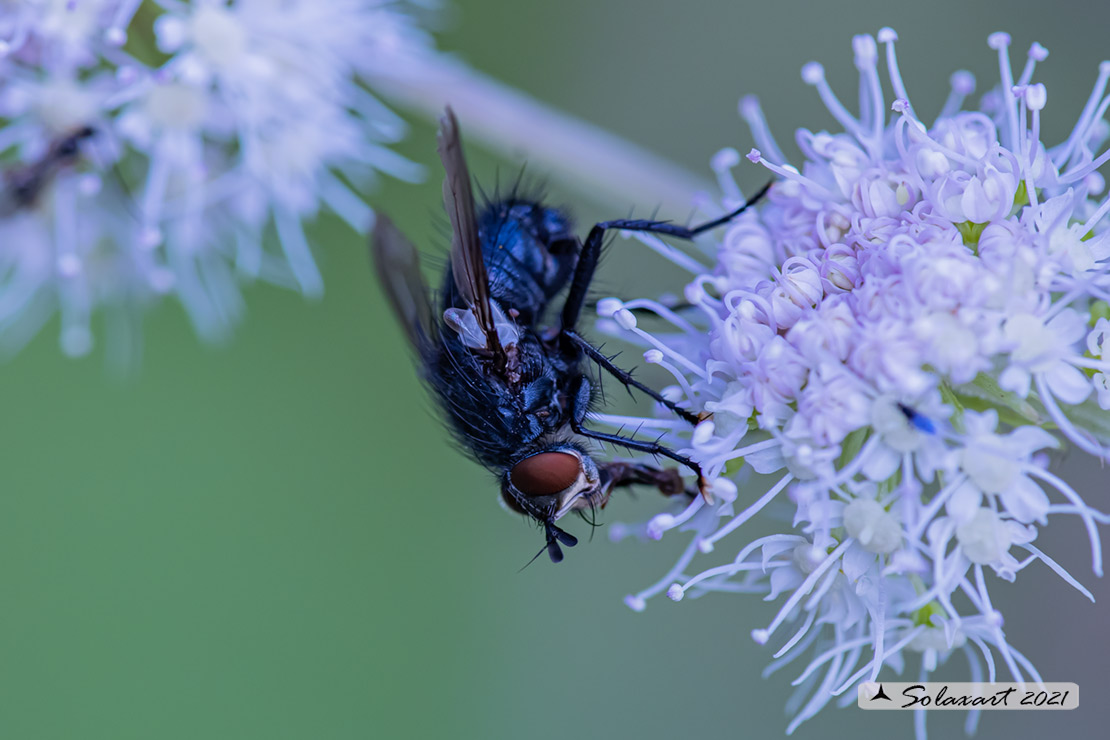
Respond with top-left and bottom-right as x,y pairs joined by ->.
1,125 -> 97,216
371,108 -> 770,563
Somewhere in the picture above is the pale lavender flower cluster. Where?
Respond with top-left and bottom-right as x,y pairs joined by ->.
598,30 -> 1110,737
0,0 -> 429,357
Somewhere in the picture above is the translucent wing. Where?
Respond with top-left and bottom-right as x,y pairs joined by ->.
436,107 -> 507,365
370,214 -> 435,353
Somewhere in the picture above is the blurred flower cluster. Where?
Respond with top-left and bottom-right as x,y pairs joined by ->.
0,0 -> 431,359
599,30 -> 1110,737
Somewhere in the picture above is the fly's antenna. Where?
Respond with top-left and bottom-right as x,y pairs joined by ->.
518,542 -> 549,572
517,521 -> 579,570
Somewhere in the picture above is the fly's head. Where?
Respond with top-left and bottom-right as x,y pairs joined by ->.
500,445 -> 611,563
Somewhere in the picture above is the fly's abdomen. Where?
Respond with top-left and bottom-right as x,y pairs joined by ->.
477,200 -> 578,324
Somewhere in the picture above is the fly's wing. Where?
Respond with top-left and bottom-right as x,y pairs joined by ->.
370,214 -> 435,354
436,107 -> 508,366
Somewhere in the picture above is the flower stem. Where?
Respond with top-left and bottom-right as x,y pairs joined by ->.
364,53 -> 711,213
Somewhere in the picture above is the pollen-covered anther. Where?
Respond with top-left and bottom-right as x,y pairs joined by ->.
951,69 -> 976,94
710,477 -> 738,504
1028,42 -> 1049,61
692,420 -> 716,445
606,523 -> 633,542
666,584 -> 685,601
596,297 -> 624,318
646,513 -> 676,540
987,31 -> 1012,50
612,307 -> 638,330
1085,172 -> 1105,195
852,34 -> 877,69
801,62 -> 825,84
661,386 -> 683,403
1024,83 -> 1047,110
711,147 -> 742,172
624,595 -> 647,612
739,95 -> 761,118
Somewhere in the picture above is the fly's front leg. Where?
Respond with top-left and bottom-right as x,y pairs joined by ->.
571,376 -> 710,501
560,180 -> 772,332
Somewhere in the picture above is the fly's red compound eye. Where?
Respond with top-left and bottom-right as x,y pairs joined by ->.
510,451 -> 580,497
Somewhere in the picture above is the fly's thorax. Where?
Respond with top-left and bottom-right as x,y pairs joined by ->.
500,444 -> 609,524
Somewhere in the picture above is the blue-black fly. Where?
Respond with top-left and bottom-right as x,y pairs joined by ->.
371,108 -> 769,563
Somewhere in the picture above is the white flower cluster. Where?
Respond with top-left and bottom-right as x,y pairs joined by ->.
0,0 -> 430,358
599,30 -> 1110,737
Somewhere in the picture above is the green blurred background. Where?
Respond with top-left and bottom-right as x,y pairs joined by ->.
2,1 -> 1109,738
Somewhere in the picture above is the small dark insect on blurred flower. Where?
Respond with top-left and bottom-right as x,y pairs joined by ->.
0,0 -> 444,357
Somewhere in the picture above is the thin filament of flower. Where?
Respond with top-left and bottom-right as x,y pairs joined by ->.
755,539 -> 852,644
700,474 -> 793,550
